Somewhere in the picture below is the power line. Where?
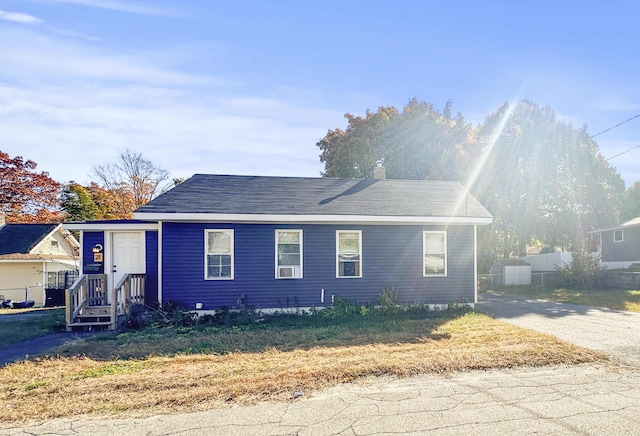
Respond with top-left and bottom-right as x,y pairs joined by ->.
590,114 -> 640,139
605,144 -> 640,161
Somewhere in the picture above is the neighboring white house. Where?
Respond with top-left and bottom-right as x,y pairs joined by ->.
0,213 -> 79,306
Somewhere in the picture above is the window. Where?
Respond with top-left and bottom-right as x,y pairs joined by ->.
337,230 -> 362,278
276,230 -> 302,278
423,231 -> 447,276
205,230 -> 234,279
47,272 -> 58,288
614,230 -> 623,243
46,270 -> 78,289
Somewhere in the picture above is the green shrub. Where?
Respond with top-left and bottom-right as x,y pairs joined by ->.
556,247 -> 611,289
328,296 -> 361,317
378,284 -> 399,313
198,305 -> 258,327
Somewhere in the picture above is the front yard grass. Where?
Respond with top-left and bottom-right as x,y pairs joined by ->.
0,308 -> 65,348
484,287 -> 640,312
0,308 -> 607,425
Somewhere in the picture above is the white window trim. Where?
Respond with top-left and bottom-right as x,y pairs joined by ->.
336,230 -> 362,278
613,230 -> 623,243
204,229 -> 234,280
275,229 -> 303,279
423,230 -> 447,277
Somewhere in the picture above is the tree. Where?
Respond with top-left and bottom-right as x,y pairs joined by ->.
92,149 -> 169,211
62,182 -> 136,221
61,183 -> 100,222
86,182 -> 135,220
8,209 -> 64,224
317,99 -> 475,181
316,99 -> 626,265
620,181 -> 640,221
0,151 -> 61,222
472,101 -> 624,257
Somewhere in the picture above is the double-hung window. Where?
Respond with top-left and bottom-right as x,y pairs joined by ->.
337,230 -> 362,278
423,231 -> 447,276
276,230 -> 302,278
205,230 -> 234,279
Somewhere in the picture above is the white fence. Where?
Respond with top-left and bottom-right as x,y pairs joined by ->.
520,252 -> 572,272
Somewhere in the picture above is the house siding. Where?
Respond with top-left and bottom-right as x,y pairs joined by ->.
82,232 -> 104,274
0,262 -> 46,305
602,227 -> 640,262
161,222 -> 476,310
145,231 -> 159,305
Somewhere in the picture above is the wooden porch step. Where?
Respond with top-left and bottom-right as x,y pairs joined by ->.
76,315 -> 111,323
66,321 -> 112,332
68,321 -> 112,327
81,305 -> 111,316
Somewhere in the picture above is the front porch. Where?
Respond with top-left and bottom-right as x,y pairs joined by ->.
66,273 -> 146,331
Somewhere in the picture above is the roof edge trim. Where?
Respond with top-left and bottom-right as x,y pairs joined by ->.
133,212 -> 492,225
63,223 -> 159,231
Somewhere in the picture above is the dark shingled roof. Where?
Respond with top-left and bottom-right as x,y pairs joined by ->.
0,224 -> 57,255
136,174 -> 492,218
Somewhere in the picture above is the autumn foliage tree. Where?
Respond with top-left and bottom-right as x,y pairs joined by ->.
318,99 -> 475,181
62,182 -> 135,221
0,151 -> 62,223
86,182 -> 135,219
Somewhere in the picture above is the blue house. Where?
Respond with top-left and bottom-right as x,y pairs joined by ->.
591,216 -> 640,270
64,173 -> 492,329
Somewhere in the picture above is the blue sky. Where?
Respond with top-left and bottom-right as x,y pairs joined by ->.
1,0 -> 639,188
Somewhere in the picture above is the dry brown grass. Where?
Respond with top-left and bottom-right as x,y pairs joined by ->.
0,312 -> 606,426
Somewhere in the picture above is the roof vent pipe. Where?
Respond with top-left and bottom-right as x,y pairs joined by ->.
373,160 -> 386,179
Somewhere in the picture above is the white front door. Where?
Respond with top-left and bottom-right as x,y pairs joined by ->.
111,232 -> 145,289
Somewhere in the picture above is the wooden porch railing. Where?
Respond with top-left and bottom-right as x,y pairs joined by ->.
66,274 -> 107,328
111,273 -> 146,329
66,273 -> 145,330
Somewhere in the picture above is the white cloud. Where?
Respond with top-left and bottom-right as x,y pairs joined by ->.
49,27 -> 100,42
0,9 -> 43,24
28,0 -> 176,16
0,82 -> 340,184
0,7 -> 100,41
0,15 -> 344,186
0,27 -> 220,86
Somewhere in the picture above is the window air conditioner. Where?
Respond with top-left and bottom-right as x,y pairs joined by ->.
279,267 -> 295,278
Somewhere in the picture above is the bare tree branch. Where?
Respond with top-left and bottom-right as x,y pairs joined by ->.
92,149 -> 169,210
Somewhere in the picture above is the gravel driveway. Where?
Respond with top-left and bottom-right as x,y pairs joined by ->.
476,292 -> 640,367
